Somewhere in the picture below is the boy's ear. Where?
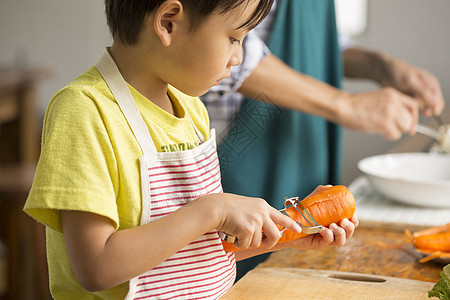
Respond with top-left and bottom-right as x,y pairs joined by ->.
154,0 -> 184,47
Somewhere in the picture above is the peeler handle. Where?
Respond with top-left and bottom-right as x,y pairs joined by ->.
218,231 -> 237,244
218,227 -> 285,245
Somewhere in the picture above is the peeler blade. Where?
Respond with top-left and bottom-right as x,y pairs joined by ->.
299,224 -> 323,235
284,196 -> 324,235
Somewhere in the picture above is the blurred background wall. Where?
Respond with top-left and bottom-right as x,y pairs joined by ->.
1,0 -> 449,185
340,0 -> 450,184
0,1 -> 111,113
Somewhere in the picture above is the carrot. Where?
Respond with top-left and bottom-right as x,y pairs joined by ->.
411,223 -> 450,252
413,233 -> 450,252
222,185 -> 356,252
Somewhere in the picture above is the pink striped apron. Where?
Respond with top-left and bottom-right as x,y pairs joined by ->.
96,49 -> 236,299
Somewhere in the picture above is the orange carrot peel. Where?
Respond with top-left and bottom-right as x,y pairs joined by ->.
405,223 -> 450,263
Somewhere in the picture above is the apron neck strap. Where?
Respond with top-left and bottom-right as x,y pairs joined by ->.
96,48 -> 156,156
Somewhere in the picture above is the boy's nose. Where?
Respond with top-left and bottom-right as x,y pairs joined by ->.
228,46 -> 243,67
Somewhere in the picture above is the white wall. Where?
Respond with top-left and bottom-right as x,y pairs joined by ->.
1,0 -> 449,185
0,0 -> 111,112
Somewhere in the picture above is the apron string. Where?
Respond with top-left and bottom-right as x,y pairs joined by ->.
96,48 -> 156,156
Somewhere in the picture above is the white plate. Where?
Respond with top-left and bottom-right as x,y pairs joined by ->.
357,153 -> 450,207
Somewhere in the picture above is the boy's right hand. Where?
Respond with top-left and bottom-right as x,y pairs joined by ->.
202,193 -> 302,250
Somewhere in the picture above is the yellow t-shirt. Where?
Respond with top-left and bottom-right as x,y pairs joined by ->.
24,66 -> 210,299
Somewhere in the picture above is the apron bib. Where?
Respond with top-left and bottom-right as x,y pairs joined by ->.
96,49 -> 236,300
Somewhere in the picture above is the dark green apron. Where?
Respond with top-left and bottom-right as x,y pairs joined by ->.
218,0 -> 343,280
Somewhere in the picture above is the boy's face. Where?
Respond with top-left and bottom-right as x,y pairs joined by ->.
159,0 -> 260,97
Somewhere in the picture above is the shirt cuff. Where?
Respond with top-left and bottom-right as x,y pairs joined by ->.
339,32 -> 354,52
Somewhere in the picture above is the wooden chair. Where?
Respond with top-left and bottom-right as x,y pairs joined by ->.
0,67 -> 51,300
0,238 -> 6,297
0,164 -> 50,300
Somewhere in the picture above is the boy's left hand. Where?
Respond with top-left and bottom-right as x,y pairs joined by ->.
284,215 -> 359,250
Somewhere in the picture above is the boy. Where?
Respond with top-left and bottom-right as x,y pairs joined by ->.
24,0 -> 357,299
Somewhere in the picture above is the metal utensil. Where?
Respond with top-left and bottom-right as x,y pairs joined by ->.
415,123 -> 441,140
415,122 -> 450,154
434,115 -> 445,127
280,197 -> 323,235
219,197 -> 323,244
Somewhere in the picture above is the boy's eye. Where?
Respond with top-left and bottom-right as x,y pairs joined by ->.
230,37 -> 241,45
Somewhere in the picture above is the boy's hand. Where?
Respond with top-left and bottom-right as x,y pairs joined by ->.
211,193 -> 302,250
284,215 -> 359,250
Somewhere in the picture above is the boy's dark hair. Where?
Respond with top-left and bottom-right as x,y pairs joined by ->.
105,0 -> 274,46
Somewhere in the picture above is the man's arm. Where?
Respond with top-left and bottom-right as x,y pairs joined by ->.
238,52 -> 427,140
343,47 -> 445,117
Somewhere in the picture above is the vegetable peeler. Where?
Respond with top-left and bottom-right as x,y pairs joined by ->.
219,196 -> 323,244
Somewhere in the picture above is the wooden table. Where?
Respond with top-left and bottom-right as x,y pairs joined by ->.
256,221 -> 444,283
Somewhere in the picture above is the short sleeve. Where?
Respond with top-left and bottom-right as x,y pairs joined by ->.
24,87 -> 120,232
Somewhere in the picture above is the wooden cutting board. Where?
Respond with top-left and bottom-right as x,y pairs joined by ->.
221,268 -> 435,299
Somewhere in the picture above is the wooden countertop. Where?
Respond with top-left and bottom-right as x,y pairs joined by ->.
256,221 -> 444,283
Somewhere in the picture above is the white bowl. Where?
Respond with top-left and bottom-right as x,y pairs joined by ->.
357,153 -> 450,207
